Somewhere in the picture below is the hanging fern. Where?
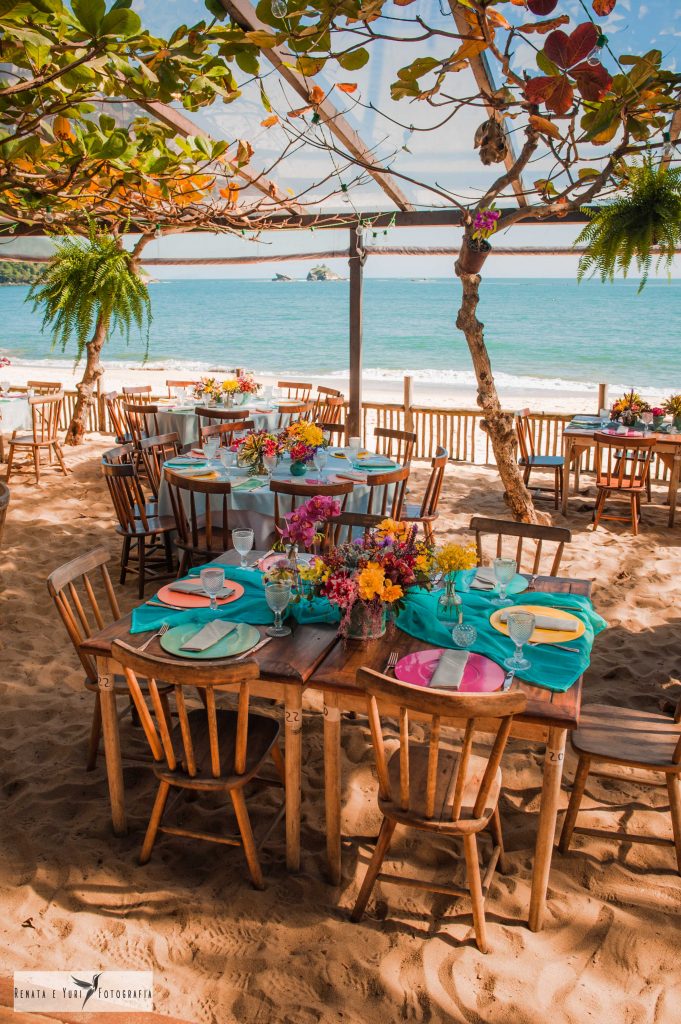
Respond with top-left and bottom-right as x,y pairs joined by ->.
576,159 -> 681,292
28,222 -> 151,362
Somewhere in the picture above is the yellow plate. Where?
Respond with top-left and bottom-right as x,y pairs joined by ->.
490,604 -> 585,644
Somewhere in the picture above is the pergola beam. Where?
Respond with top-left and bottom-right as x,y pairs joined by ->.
218,0 -> 414,212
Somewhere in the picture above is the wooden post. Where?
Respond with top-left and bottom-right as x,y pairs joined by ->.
597,383 -> 607,414
348,225 -> 365,440
97,374 -> 105,433
403,375 -> 414,432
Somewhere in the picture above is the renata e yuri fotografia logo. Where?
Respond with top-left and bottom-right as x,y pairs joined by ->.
14,971 -> 153,1013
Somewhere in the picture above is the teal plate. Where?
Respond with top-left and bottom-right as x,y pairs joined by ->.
166,458 -> 207,469
466,572 -> 528,597
160,621 -> 261,660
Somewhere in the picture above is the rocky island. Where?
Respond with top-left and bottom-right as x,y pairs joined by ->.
0,260 -> 43,285
272,272 -> 294,281
306,264 -> 346,281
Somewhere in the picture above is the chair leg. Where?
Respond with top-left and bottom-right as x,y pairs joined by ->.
270,741 -> 286,785
592,489 -> 607,530
463,833 -> 488,954
231,787 -> 265,890
138,537 -> 146,599
178,550 -> 190,579
86,692 -> 102,771
33,444 -> 40,484
489,805 -> 507,874
163,531 -> 174,572
120,535 -> 131,585
159,692 -> 173,733
351,817 -> 396,922
559,755 -> 591,853
667,774 -> 681,875
53,441 -> 68,476
5,443 -> 14,481
140,780 -> 170,864
631,494 -> 639,536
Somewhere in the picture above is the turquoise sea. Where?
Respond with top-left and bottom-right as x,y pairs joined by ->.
0,277 -> 678,395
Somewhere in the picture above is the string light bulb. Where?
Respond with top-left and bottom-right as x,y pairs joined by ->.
271,0 -> 287,18
44,208 -> 54,224
662,131 -> 674,160
586,47 -> 601,67
154,224 -> 162,238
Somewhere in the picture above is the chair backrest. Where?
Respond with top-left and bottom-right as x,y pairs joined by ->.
200,419 -> 255,444
277,380 -> 312,401
311,387 -> 343,422
102,461 -> 152,532
164,468 -> 233,556
123,402 -> 160,446
0,481 -> 9,549
594,432 -> 656,490
276,401 -> 311,430
103,391 -> 129,441
357,667 -> 526,822
47,547 -> 121,684
270,479 -> 354,550
469,516 -> 572,577
138,432 -> 182,497
112,641 -> 261,781
318,421 -> 346,445
374,427 -> 417,464
514,409 -> 535,461
365,465 -> 410,520
325,511 -> 383,552
416,446 -> 448,517
27,380 -> 62,395
101,443 -> 135,465
29,392 -> 63,443
122,385 -> 153,402
195,406 -> 250,431
166,379 -> 197,396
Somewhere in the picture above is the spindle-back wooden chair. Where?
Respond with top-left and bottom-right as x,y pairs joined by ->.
324,511 -> 384,552
277,380 -> 312,401
101,462 -> 175,597
104,391 -> 132,444
47,548 -> 172,770
276,401 -> 312,430
164,468 -> 234,575
6,392 -> 67,483
515,409 -> 565,509
200,419 -> 255,445
351,668 -> 526,952
364,465 -> 410,520
270,478 -> 354,551
469,516 -> 571,578
311,387 -> 343,423
26,380 -> 62,394
166,379 -> 198,396
592,432 -> 655,536
195,406 -> 251,435
374,427 -> 417,465
122,385 -> 153,401
318,421 -> 346,445
112,640 -> 285,888
139,432 -> 183,497
122,402 -> 160,447
400,446 -> 448,544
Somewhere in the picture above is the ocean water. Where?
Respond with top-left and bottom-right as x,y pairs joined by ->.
1,277 -> 678,395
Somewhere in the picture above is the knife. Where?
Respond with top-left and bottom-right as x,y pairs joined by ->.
501,669 -> 515,692
234,635 -> 273,661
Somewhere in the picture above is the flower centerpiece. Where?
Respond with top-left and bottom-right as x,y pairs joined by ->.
458,204 -> 500,275
277,494 -> 342,573
279,420 -> 327,476
664,394 -> 681,431
236,374 -> 261,404
219,378 -> 240,407
610,389 -> 650,427
651,406 -> 666,430
434,541 -> 478,624
192,376 -> 219,403
232,429 -> 279,475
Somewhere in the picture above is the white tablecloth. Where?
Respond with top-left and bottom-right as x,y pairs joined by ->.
0,396 -> 31,434
155,401 -> 279,448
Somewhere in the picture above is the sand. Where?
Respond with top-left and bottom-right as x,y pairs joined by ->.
1,436 -> 680,1024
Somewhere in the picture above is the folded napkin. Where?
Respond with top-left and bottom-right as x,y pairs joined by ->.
430,649 -> 468,691
470,567 -> 496,590
166,457 -> 206,468
337,471 -> 368,483
180,620 -> 238,652
169,579 -> 234,597
500,609 -> 578,633
354,456 -> 395,470
232,477 -> 268,492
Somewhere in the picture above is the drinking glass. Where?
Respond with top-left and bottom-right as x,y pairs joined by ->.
451,622 -> 477,650
492,557 -> 516,606
504,611 -> 535,671
0,380 -> 9,394
220,448 -> 235,476
264,453 -> 278,478
173,386 -> 183,404
200,566 -> 225,612
263,385 -> 273,404
233,528 -> 254,567
265,581 -> 292,637
641,411 -> 653,432
203,437 -> 219,462
348,435 -> 361,459
312,446 -> 328,480
272,385 -> 281,401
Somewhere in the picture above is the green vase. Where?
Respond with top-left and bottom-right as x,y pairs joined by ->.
290,460 -> 307,476
674,416 -> 681,433
653,415 -> 665,431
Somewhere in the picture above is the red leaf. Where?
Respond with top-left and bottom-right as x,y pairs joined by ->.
592,0 -> 616,14
527,0 -> 558,12
544,22 -> 597,69
524,75 -> 557,105
545,76 -> 574,115
543,29 -> 570,68
572,60 -> 613,102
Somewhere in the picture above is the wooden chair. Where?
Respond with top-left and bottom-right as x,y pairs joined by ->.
469,516 -> 571,578
318,421 -> 346,445
123,402 -> 160,447
351,668 -> 526,952
101,443 -> 135,465
277,380 -> 312,401
515,409 -> 564,510
164,468 -> 235,575
559,697 -> 681,876
400,446 -> 448,544
6,392 -> 67,483
374,427 -> 417,465
166,379 -> 197,396
311,387 -> 343,423
101,462 -> 175,598
47,548 -> 172,771
592,432 -> 655,536
325,511 -> 384,552
276,401 -> 312,430
200,419 -> 255,445
195,406 -> 250,436
138,432 -> 182,498
0,481 -> 8,549
364,465 -> 410,520
122,385 -> 153,401
103,391 -> 132,444
271,479 -> 354,551
27,380 -> 62,394
112,640 -> 285,888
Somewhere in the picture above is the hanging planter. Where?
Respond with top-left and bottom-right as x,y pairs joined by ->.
457,238 -> 492,275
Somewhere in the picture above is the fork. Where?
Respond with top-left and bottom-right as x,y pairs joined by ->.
528,640 -> 580,653
139,622 -> 169,652
383,651 -> 399,675
526,573 -> 539,591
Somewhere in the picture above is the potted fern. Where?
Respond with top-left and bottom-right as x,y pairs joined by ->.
576,160 -> 681,292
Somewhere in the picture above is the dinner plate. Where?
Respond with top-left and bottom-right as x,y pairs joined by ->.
466,571 -> 528,596
259,551 -> 316,573
165,458 -> 207,469
160,621 -> 260,660
156,579 -> 244,609
395,649 -> 505,692
489,604 -> 585,644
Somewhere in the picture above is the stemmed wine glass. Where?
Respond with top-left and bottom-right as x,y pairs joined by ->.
641,411 -> 653,432
203,437 -> 219,462
312,446 -> 327,482
492,557 -> 516,606
263,453 -> 278,479
220,448 -> 235,477
199,566 -> 225,611
265,581 -> 292,637
232,528 -> 254,567
504,611 -> 535,671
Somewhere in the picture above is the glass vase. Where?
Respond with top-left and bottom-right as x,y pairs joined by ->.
436,574 -> 461,625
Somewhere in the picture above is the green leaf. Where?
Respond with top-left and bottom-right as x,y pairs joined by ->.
99,7 -> 141,37
235,49 -> 259,75
337,47 -> 369,71
297,55 -> 325,76
578,168 -> 600,180
195,134 -> 212,156
397,56 -> 439,81
244,30 -> 278,47
71,0 -> 106,36
390,80 -> 421,101
260,82 -> 272,112
205,0 -> 227,20
536,50 -> 560,77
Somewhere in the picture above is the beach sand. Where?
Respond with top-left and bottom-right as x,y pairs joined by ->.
1,438 -> 680,1024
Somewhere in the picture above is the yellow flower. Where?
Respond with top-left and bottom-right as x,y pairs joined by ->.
221,378 -> 240,393
287,420 -> 324,449
382,582 -> 403,603
358,561 -> 386,600
376,518 -> 409,542
415,551 -> 433,573
435,542 -> 477,574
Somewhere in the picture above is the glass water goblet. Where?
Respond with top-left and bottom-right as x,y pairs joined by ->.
265,581 -> 292,637
263,453 -> 278,479
641,411 -> 653,432
199,566 -> 225,612
492,557 -> 516,606
312,446 -> 327,481
451,622 -> 477,650
203,437 -> 219,462
233,528 -> 254,567
504,611 -> 535,671
220,448 -> 235,476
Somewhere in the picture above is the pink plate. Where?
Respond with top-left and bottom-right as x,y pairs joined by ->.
395,649 -> 505,693
156,579 -> 244,609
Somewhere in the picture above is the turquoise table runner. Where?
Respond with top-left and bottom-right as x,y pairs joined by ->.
396,571 -> 606,693
130,564 -> 340,634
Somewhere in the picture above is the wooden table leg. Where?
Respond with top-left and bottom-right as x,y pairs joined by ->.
97,656 -> 127,836
529,726 -> 567,932
323,692 -> 342,885
561,438 -> 572,516
667,451 -> 680,527
284,683 -> 303,872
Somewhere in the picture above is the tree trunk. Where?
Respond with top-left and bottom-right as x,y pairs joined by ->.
455,255 -> 543,524
64,312 -> 107,446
